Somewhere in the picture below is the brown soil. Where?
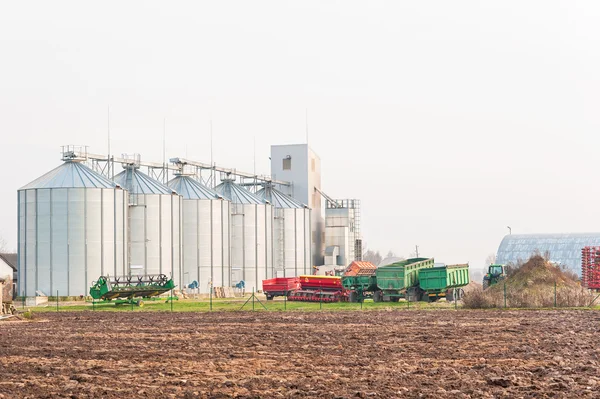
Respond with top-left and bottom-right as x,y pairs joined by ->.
1,310 -> 600,398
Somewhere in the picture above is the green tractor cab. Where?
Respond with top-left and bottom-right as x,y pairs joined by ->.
483,264 -> 506,290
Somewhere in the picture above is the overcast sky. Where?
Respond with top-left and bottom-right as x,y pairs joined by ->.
1,1 -> 599,269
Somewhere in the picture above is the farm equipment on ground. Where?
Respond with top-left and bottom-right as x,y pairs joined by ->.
418,264 -> 470,301
89,274 -> 176,306
262,275 -> 345,302
263,258 -> 470,303
262,277 -> 301,300
482,264 -> 506,290
373,258 -> 435,302
342,258 -> 471,302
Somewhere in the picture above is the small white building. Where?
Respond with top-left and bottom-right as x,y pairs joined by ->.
0,253 -> 17,299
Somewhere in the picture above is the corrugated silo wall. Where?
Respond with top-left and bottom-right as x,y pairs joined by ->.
273,207 -> 311,278
127,193 -> 181,287
181,198 -> 231,294
229,202 -> 273,292
18,187 -> 128,298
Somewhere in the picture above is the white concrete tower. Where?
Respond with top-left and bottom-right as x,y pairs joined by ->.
270,144 -> 324,267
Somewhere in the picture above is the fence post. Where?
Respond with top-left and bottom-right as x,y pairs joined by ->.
320,286 -> 323,311
554,281 -> 557,308
171,289 -> 174,312
209,281 -> 213,312
503,282 -> 507,308
284,290 -> 287,311
454,288 -> 457,310
56,290 -> 59,312
22,291 -> 25,310
252,287 -> 255,312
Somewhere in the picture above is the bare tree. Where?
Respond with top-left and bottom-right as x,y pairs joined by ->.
386,250 -> 396,258
485,253 -> 496,266
363,250 -> 382,266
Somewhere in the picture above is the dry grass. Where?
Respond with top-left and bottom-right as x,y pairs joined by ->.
463,255 -> 594,308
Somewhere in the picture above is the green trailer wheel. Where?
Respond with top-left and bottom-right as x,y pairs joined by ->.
349,291 -> 358,303
373,291 -> 383,303
406,287 -> 421,302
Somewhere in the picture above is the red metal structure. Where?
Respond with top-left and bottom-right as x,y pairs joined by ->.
262,275 -> 346,302
581,247 -> 600,290
262,277 -> 301,300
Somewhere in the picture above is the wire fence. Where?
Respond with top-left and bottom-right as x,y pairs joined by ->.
463,281 -> 599,309
14,283 -> 600,314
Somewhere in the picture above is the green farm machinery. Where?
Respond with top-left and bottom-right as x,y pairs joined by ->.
482,264 -> 506,290
418,264 -> 470,301
342,258 -> 470,302
89,274 -> 176,306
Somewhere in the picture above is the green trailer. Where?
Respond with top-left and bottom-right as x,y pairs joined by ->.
341,274 -> 377,302
374,258 -> 435,302
418,264 -> 470,302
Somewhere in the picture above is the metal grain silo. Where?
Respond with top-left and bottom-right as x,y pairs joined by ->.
167,175 -> 230,293
214,179 -> 273,291
18,157 -> 128,298
113,163 -> 182,287
256,185 -> 311,278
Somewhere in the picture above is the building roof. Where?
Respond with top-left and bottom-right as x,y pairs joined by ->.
0,253 -> 17,271
214,179 -> 265,204
113,168 -> 174,195
167,176 -> 223,200
20,161 -> 116,190
496,233 -> 600,275
256,186 -> 307,208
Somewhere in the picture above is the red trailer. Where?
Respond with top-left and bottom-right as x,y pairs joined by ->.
262,277 -> 301,300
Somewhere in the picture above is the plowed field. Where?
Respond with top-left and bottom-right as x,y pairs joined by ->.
1,310 -> 599,398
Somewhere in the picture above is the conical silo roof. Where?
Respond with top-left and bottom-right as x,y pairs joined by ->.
113,168 -> 173,194
167,175 -> 223,200
20,161 -> 116,189
256,186 -> 307,208
214,179 -> 265,204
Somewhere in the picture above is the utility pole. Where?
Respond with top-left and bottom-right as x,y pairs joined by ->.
210,118 -> 213,188
107,105 -> 111,178
305,108 -> 308,144
163,118 -> 166,183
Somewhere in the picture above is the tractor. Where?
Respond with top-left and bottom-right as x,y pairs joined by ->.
482,264 -> 506,289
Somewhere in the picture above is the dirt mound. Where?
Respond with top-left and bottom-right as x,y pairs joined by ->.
462,280 -> 483,294
489,255 -> 579,295
464,255 -> 593,308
